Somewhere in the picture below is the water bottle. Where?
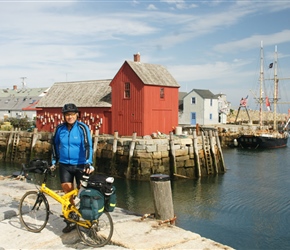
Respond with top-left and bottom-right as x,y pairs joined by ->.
80,175 -> 89,187
106,177 -> 114,184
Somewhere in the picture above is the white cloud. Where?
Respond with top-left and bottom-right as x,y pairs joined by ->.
147,4 -> 157,10
213,30 -> 290,53
0,0 -> 290,110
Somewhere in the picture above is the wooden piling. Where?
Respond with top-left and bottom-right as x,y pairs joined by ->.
169,132 -> 176,176
214,130 -> 226,172
29,128 -> 39,161
112,131 -> 118,154
110,131 -> 118,174
209,130 -> 218,174
150,174 -> 175,224
126,132 -> 137,178
193,130 -> 201,177
5,130 -> 14,161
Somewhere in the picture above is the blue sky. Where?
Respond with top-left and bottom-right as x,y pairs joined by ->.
1,0 -> 290,110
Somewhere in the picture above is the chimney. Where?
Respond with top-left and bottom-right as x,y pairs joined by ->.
134,53 -> 140,62
13,85 -> 17,90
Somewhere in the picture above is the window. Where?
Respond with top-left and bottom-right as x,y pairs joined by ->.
191,97 -> 196,104
124,82 -> 130,98
160,88 -> 164,99
210,99 -> 213,106
210,113 -> 212,120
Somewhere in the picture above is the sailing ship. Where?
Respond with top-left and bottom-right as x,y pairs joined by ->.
237,42 -> 290,149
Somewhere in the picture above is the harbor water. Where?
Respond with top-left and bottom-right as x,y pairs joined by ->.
1,146 -> 290,250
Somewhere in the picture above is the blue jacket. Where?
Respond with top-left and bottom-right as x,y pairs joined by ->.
51,121 -> 93,166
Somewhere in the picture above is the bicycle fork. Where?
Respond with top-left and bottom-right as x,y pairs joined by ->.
32,192 -> 51,215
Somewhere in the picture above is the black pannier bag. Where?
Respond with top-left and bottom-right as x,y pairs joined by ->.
28,159 -> 48,173
85,174 -> 116,212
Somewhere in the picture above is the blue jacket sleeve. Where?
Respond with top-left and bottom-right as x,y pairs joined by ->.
85,124 -> 93,164
78,121 -> 93,165
51,126 -> 60,165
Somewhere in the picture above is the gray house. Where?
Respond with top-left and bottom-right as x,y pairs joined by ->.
179,89 -> 219,125
0,85 -> 49,121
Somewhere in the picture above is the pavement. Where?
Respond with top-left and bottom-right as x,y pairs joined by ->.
0,177 -> 234,250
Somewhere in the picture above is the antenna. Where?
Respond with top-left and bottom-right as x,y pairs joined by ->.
20,77 -> 27,88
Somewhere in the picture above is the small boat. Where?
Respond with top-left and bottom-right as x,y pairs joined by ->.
237,42 -> 290,149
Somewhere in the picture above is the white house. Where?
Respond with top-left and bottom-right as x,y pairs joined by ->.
179,89 -> 219,125
216,93 -> 231,124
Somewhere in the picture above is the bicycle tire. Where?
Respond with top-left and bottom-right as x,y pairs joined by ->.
19,191 -> 49,233
77,211 -> 114,247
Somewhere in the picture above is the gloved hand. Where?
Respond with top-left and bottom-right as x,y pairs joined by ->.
50,165 -> 56,171
84,164 -> 94,175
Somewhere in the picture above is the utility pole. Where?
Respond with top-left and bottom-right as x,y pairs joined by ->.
20,77 -> 27,88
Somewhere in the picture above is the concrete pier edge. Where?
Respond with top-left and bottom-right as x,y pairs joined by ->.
0,177 -> 234,249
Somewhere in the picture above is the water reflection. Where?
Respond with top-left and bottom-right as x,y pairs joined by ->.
114,178 -> 154,215
172,176 -> 225,222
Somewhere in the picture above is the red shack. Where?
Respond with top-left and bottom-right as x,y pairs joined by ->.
35,80 -> 112,133
110,54 -> 180,136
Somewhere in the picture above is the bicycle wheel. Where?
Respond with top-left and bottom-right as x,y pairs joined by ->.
19,191 -> 49,233
77,212 -> 114,247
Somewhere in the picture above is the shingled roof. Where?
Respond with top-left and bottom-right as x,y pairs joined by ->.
0,87 -> 48,98
0,87 -> 48,111
37,80 -> 112,108
189,89 -> 217,99
125,61 -> 180,87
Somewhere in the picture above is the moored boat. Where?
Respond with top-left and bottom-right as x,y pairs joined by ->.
237,42 -> 290,149
238,131 -> 288,149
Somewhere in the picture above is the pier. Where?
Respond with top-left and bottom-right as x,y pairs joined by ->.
0,128 -> 227,180
0,177 -> 234,249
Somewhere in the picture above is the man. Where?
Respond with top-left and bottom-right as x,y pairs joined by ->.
51,103 -> 94,233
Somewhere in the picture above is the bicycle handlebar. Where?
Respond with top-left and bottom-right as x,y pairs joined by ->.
21,160 -> 52,175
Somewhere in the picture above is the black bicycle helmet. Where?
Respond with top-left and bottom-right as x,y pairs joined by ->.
62,103 -> 78,113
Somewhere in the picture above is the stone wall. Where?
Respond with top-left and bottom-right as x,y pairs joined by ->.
0,129 -> 226,180
0,130 -> 52,163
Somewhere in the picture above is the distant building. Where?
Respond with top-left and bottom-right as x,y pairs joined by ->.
179,89 -> 219,125
216,93 -> 231,124
0,85 -> 49,120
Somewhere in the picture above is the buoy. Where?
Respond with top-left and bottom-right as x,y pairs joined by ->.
233,139 -> 238,147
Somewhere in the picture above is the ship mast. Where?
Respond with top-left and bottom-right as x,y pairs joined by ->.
259,41 -> 264,127
273,45 -> 278,130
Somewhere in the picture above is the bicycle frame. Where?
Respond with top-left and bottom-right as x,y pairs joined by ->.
39,183 -> 91,228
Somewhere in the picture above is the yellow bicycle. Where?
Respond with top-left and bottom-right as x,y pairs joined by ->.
18,160 -> 114,247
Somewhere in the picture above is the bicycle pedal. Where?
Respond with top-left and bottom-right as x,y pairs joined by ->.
68,212 -> 80,221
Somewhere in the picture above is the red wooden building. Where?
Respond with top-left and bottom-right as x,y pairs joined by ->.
35,54 -> 180,136
35,80 -> 112,133
110,54 -> 180,136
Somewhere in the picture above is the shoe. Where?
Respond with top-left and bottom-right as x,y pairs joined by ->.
62,222 -> 76,233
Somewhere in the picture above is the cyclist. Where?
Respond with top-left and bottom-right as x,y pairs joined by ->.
51,103 -> 94,233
